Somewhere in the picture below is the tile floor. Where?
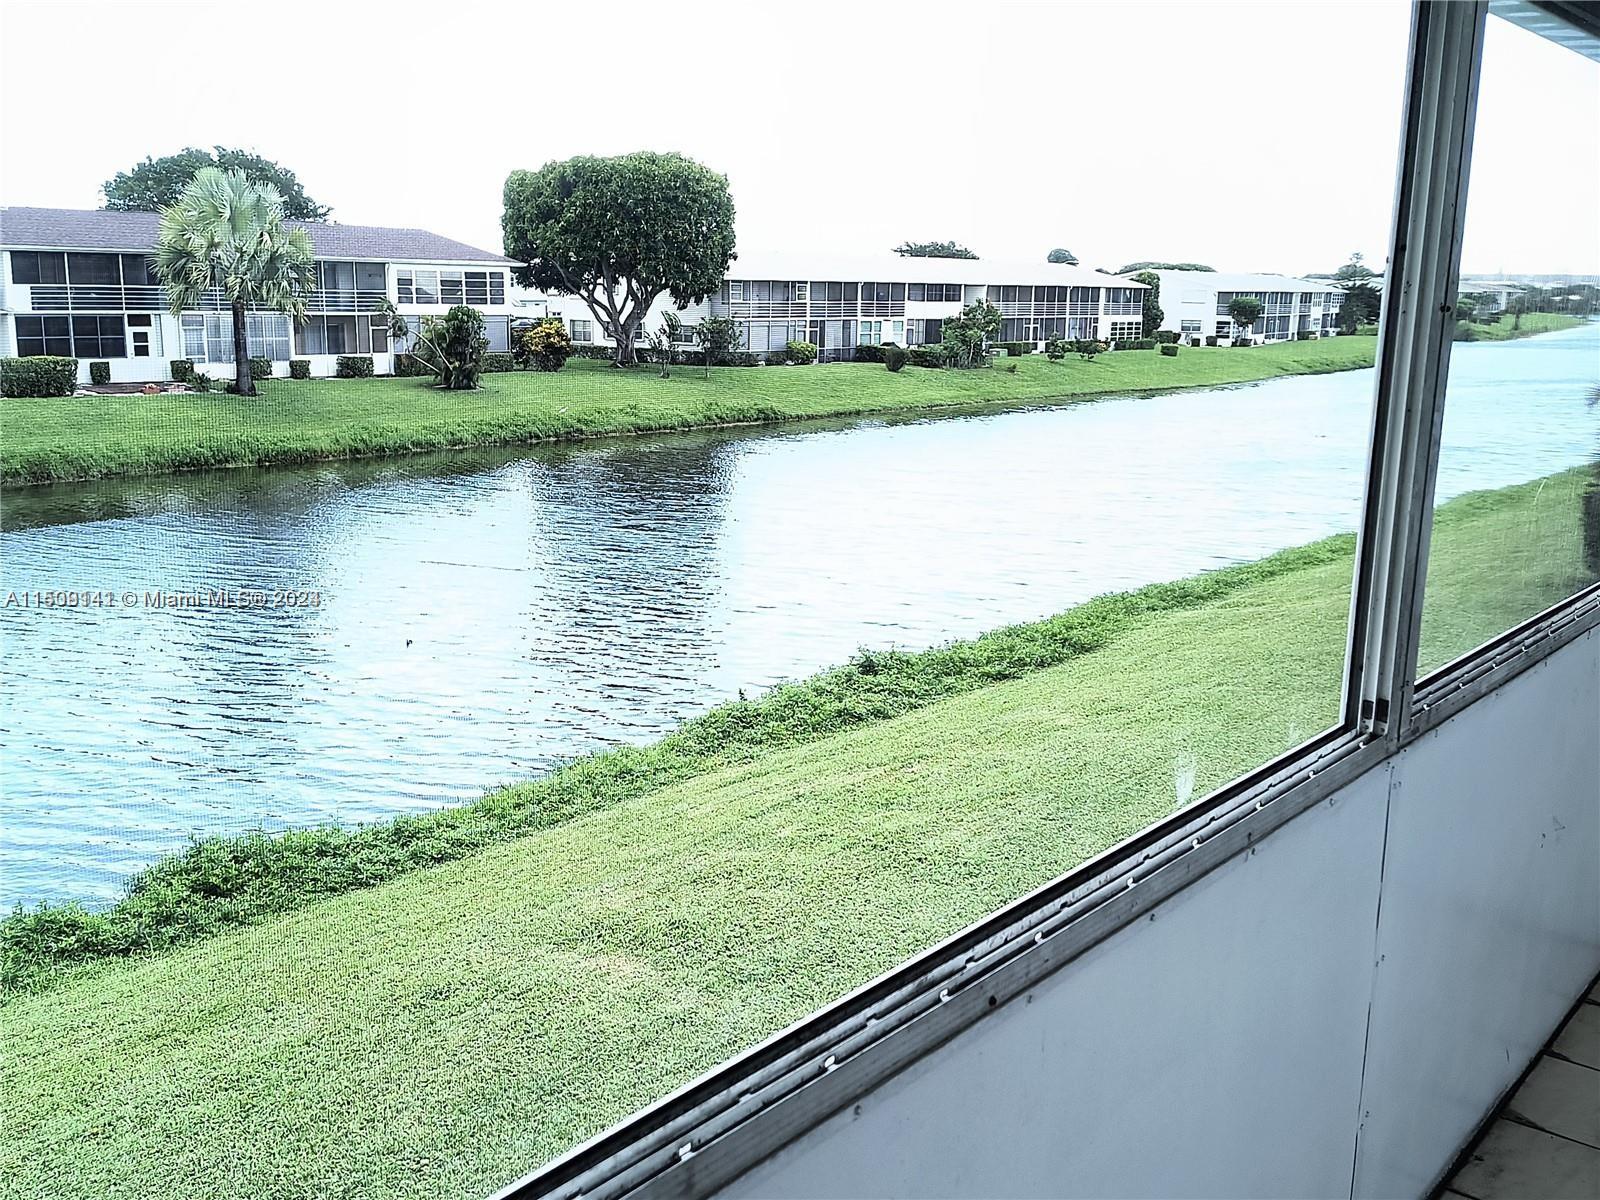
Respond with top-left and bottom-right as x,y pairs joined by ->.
1440,976 -> 1600,1200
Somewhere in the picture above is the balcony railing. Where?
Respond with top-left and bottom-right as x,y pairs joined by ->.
24,284 -> 388,314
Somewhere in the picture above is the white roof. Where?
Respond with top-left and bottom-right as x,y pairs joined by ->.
725,251 -> 1145,289
1125,268 -> 1339,293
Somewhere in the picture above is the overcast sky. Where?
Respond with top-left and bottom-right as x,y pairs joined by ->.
1,0 -> 1594,276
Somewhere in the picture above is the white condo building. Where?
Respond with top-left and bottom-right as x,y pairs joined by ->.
1128,269 -> 1346,344
0,207 -> 521,384
514,253 -> 1149,362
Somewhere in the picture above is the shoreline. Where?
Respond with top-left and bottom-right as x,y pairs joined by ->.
1,338 -> 1381,487
9,464 -> 1591,996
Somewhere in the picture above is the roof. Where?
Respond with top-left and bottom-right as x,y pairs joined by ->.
724,251 -> 1145,289
1123,268 -> 1340,293
0,206 -> 516,264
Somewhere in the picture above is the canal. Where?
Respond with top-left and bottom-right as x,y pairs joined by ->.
3,326 -> 1596,907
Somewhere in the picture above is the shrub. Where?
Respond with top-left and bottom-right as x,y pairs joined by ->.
785,339 -> 818,365
516,317 -> 572,372
411,306 -> 488,389
992,341 -> 1035,356
393,353 -> 431,377
246,356 -> 271,381
570,344 -> 615,360
191,371 -> 216,394
89,361 -> 111,386
1154,330 -> 1181,344
726,350 -> 759,367
1073,338 -> 1104,361
854,343 -> 889,364
1044,335 -> 1069,362
1232,337 -> 1253,348
906,345 -> 949,368
1356,324 -> 1379,336
336,355 -> 374,377
763,350 -> 788,366
483,352 -> 515,373
1205,336 -> 1218,347
1110,338 -> 1158,351
885,345 -> 908,372
289,359 -> 311,380
169,358 -> 196,382
2,356 -> 78,397
1160,343 -> 1180,357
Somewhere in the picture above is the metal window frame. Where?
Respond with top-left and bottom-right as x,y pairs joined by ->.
497,5 -> 1599,1198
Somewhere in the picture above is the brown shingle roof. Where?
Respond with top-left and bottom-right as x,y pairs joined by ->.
0,206 -> 516,264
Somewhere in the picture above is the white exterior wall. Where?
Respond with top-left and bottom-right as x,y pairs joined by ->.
1143,269 -> 1344,345
1,253 -> 520,385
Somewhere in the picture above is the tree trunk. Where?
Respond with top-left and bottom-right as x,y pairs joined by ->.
231,300 -> 254,397
612,315 -> 638,367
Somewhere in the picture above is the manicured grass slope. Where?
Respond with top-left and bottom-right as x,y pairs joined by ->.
3,470 -> 1591,1200
1457,311 -> 1584,342
1,338 -> 1376,484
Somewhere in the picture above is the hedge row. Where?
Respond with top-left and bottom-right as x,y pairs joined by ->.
2,356 -> 78,398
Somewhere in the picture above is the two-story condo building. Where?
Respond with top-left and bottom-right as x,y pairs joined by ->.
0,207 -> 520,384
1126,269 -> 1345,344
516,253 -> 1149,362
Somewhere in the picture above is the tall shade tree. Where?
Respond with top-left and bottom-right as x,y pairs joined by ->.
1226,295 -> 1264,341
894,240 -> 978,259
154,168 -> 316,397
105,147 -> 330,221
1129,271 -> 1164,337
502,152 -> 736,367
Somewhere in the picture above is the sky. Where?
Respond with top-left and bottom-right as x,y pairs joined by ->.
0,0 -> 1595,277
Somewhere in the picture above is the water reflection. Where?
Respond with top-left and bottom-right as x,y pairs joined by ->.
3,325 -> 1596,907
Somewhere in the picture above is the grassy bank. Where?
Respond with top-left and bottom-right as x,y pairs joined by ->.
1456,311 -> 1585,341
0,337 -> 1376,485
2,470 -> 1592,1200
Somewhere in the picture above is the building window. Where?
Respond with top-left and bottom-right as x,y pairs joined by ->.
1181,320 -> 1202,333
396,272 -> 413,304
14,314 -> 72,356
1216,321 -> 1232,338
10,251 -> 67,285
729,281 -> 744,303
795,282 -> 809,303
1109,320 -> 1141,341
908,283 -> 925,302
489,272 -> 505,305
66,253 -> 121,286
179,312 -> 291,361
571,319 -> 592,343
71,314 -> 127,358
440,271 -> 465,306
248,314 -> 292,360
411,271 -> 436,304
126,313 -> 161,358
465,272 -> 489,306
858,320 -> 883,345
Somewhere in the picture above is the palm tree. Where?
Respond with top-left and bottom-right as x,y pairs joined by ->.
154,167 -> 315,397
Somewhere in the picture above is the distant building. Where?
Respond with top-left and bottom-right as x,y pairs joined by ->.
515,253 -> 1149,361
1126,269 -> 1346,343
0,206 -> 519,384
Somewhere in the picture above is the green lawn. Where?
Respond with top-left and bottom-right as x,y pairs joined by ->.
2,468 -> 1592,1200
0,338 -> 1376,484
1457,311 -> 1585,341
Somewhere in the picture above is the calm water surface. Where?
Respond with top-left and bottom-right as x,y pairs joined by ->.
4,326 -> 1596,907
